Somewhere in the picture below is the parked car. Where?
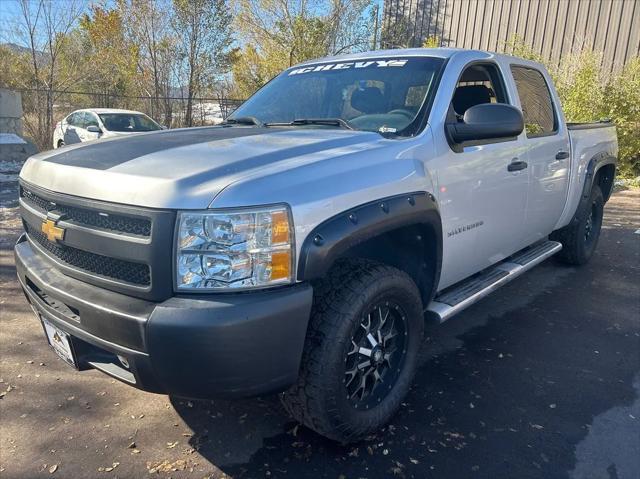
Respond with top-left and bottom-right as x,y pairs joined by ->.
17,48 -> 617,442
52,108 -> 163,148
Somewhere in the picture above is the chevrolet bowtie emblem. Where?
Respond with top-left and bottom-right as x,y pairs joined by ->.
41,219 -> 65,242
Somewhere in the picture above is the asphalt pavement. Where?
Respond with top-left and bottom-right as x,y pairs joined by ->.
1,168 -> 638,478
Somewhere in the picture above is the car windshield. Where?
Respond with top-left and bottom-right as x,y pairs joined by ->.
230,57 -> 445,137
98,113 -> 161,132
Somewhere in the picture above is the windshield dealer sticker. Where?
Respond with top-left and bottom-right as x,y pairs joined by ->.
288,59 -> 408,75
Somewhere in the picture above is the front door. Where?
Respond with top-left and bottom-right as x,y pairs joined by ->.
82,112 -> 101,142
435,62 -> 529,289
510,65 -> 570,244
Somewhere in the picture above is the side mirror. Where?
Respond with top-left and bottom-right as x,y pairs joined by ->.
446,103 -> 524,143
161,125 -> 168,130
86,125 -> 101,133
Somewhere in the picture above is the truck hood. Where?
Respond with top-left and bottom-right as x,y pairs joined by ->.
20,126 -> 385,209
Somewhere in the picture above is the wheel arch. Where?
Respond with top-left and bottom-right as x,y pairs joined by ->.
297,192 -> 442,306
583,153 -> 617,204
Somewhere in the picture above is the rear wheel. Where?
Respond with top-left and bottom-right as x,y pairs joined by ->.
282,259 -> 424,443
57,140 -> 65,148
552,185 -> 604,265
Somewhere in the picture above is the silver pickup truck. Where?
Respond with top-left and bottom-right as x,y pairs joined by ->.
15,48 -> 617,442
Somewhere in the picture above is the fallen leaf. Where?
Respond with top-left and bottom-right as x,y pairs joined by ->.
103,462 -> 119,472
147,459 -> 189,473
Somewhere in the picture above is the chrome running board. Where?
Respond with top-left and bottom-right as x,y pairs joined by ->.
426,240 -> 562,323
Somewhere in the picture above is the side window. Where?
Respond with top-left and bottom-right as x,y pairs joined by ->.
76,112 -> 86,128
451,63 -> 508,118
74,112 -> 87,128
67,113 -> 80,126
510,66 -> 557,137
85,113 -> 99,128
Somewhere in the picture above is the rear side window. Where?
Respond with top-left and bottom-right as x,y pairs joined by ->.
67,113 -> 81,127
510,66 -> 557,137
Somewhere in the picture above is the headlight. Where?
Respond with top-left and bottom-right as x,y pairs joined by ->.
175,205 -> 293,291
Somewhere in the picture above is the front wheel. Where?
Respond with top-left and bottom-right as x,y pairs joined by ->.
552,185 -> 604,265
282,259 -> 424,443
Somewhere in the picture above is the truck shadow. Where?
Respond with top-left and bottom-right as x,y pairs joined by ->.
170,226 -> 639,478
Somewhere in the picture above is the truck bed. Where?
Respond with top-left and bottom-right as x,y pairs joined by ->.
555,121 -> 618,230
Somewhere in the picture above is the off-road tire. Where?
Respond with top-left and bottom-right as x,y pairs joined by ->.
552,184 -> 604,265
281,259 -> 424,443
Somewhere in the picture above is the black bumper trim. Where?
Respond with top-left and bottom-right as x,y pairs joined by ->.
15,234 -> 314,398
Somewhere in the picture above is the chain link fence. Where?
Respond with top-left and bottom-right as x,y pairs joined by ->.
15,88 -> 245,151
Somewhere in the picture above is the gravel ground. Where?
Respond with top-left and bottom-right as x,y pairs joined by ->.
1,163 -> 638,478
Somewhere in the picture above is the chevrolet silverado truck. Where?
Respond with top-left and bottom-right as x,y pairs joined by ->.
15,48 -> 617,442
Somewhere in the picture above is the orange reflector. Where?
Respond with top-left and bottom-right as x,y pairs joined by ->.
271,210 -> 290,244
270,251 -> 291,280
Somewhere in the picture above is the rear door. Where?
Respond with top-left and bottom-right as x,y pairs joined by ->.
509,65 -> 571,243
63,113 -> 82,144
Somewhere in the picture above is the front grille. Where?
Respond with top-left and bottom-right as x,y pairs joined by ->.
21,186 -> 151,237
25,223 -> 151,286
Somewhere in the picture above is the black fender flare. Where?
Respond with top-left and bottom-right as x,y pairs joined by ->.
580,152 -> 616,208
296,191 -> 442,285
558,152 -> 616,232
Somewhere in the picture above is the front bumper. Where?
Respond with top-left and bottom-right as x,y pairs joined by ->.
15,234 -> 313,398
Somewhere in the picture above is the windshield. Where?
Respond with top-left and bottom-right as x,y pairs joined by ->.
230,57 -> 445,137
98,113 -> 161,132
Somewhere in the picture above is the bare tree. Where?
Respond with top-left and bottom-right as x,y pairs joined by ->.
121,0 -> 177,125
231,0 -> 376,96
172,0 -> 233,127
13,0 -> 86,149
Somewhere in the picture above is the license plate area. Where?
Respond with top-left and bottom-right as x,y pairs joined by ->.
42,319 -> 78,368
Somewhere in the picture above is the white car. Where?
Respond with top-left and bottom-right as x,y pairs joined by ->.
53,108 -> 163,148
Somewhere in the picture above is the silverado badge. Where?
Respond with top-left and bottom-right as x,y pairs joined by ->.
41,219 -> 65,242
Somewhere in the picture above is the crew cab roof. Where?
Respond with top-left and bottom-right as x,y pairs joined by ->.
295,47 -> 548,71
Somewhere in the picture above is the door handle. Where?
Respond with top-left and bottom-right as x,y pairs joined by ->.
555,150 -> 570,160
507,159 -> 528,172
